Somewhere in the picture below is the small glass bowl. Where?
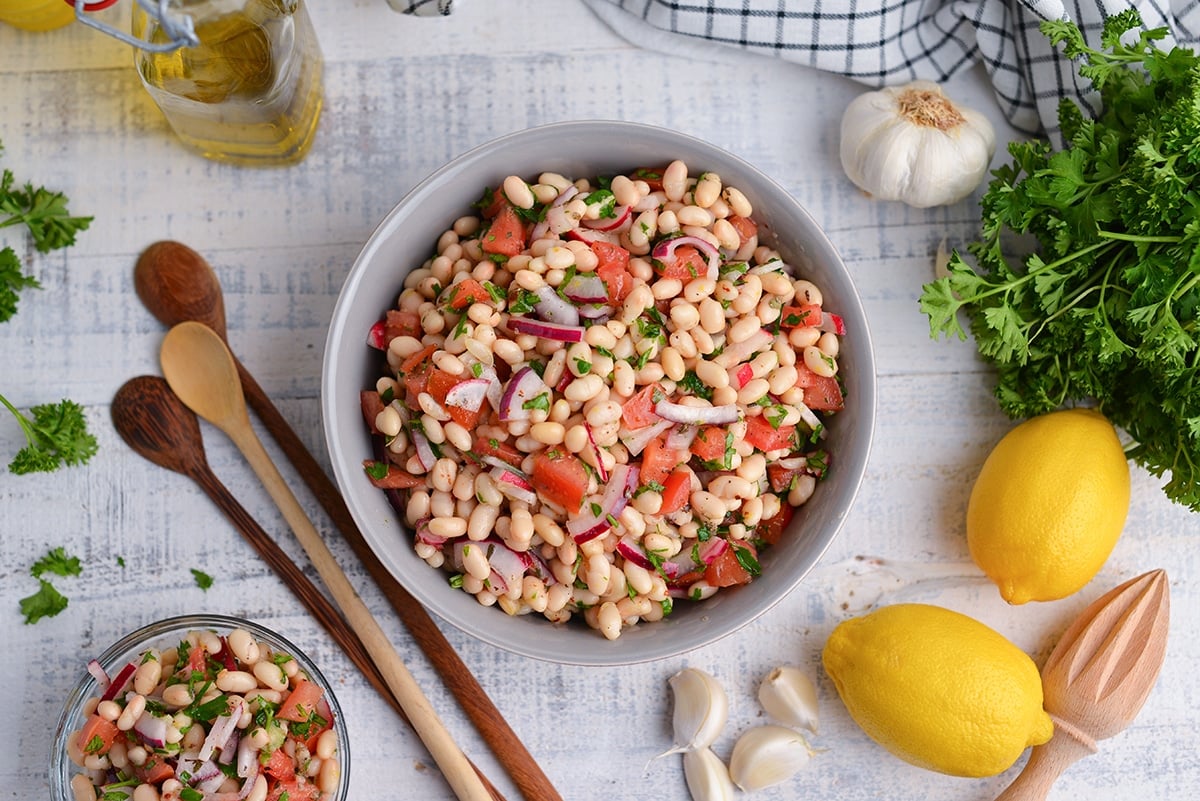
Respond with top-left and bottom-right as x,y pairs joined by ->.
50,614 -> 350,800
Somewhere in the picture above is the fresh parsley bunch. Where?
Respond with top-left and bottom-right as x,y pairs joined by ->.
920,10 -> 1200,510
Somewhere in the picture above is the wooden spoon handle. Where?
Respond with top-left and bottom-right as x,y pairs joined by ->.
187,466 -> 507,801
225,417 -> 493,801
994,729 -> 1096,801
235,359 -> 560,801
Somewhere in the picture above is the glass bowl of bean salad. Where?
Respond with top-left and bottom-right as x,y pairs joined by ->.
51,614 -> 349,801
322,120 -> 877,666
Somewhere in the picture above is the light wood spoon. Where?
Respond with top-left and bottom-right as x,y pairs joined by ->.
996,569 -> 1170,800
160,320 -> 492,801
135,240 -> 558,801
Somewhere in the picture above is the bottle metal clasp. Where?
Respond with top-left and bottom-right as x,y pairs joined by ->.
73,0 -> 200,52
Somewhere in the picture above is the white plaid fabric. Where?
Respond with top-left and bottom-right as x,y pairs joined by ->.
576,0 -> 1200,135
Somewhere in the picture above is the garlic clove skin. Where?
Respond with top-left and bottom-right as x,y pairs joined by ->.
658,667 -> 729,757
682,747 -> 736,801
757,665 -> 820,733
728,724 -> 814,792
840,79 -> 996,208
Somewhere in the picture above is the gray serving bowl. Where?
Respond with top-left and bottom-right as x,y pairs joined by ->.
322,120 -> 875,666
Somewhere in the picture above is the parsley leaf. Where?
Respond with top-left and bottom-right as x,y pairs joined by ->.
191,569 -> 214,591
20,579 -> 68,624
0,246 -> 41,322
31,546 -> 82,578
0,155 -> 93,253
1,394 -> 98,474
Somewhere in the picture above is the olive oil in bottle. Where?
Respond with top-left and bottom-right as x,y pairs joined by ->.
132,0 -> 323,166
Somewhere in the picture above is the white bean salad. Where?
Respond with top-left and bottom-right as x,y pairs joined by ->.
65,627 -> 340,801
361,160 -> 846,641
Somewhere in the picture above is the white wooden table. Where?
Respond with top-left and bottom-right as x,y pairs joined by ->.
2,3 -> 1196,800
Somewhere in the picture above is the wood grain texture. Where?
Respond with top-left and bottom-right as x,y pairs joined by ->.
1,3 -> 1197,801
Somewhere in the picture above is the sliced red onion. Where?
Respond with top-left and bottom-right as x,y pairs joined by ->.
566,464 -> 638,542
747,259 -> 787,275
527,550 -> 557,585
444,378 -> 489,412
576,304 -> 612,321
479,365 -> 504,412
175,750 -> 200,785
236,732 -> 258,779
561,273 -> 609,303
697,536 -> 730,565
366,319 -> 387,350
567,226 -> 620,246
584,422 -> 609,482
415,518 -> 445,547
482,538 -> 530,593
134,711 -> 169,749
100,661 -> 136,703
774,456 -> 808,470
198,697 -> 244,762
237,772 -> 258,800
665,424 -> 697,450
498,366 -> 551,422
616,535 -> 655,571
713,328 -> 774,368
482,455 -> 527,476
581,203 -> 631,231
491,466 -> 537,505
508,316 -> 585,343
218,730 -> 239,765
411,428 -> 436,471
796,401 -> 824,434
651,235 -> 720,280
87,659 -> 110,690
619,418 -> 673,456
542,185 -> 580,237
729,362 -> 754,390
534,285 -> 580,326
195,758 -> 226,792
655,399 -> 740,425
819,311 -> 846,335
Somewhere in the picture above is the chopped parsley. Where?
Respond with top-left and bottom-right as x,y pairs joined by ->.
31,546 -> 81,578
528,360 -> 546,379
765,406 -> 788,430
590,502 -> 603,517
449,574 -> 464,589
522,392 -> 550,411
583,189 -> 617,218
508,289 -> 540,314
379,385 -> 395,404
483,281 -> 508,304
191,569 -> 213,591
732,543 -> 762,577
573,358 -> 591,375
677,370 -> 713,402
471,362 -> 484,378
365,461 -> 389,480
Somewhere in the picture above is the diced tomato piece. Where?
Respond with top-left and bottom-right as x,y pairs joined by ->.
630,166 -> 666,192
76,714 -> 120,757
480,188 -> 507,219
473,434 -> 524,468
794,364 -> 844,411
301,696 -> 335,753
403,363 -> 431,405
756,504 -> 795,547
360,390 -> 386,434
384,309 -> 422,341
263,747 -> 296,781
531,450 -> 589,512
704,541 -> 758,587
744,415 -> 797,452
278,678 -> 325,724
592,242 -> 633,303
399,344 -> 437,377
728,215 -> 758,245
621,383 -> 665,430
364,461 -> 422,488
185,642 -> 208,672
690,426 -> 727,463
658,469 -> 691,515
266,776 -> 322,801
443,278 -> 492,311
654,244 -> 709,281
779,303 -> 821,328
132,755 -> 174,785
767,463 -> 801,493
481,204 -> 527,257
426,369 -> 484,429
641,436 -> 688,486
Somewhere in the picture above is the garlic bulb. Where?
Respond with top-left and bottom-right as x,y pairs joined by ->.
728,724 -> 814,791
682,747 -> 736,801
840,80 -> 996,208
658,668 -> 729,757
757,665 -> 819,733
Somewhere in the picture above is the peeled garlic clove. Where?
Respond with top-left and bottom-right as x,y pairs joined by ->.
658,667 -> 728,757
683,747 -> 735,801
758,665 -> 820,733
728,724 -> 814,791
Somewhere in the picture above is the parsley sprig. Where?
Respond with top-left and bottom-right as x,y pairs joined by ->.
919,10 -> 1200,510
0,394 -> 98,474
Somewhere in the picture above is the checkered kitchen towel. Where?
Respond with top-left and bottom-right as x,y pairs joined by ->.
392,0 -> 1200,135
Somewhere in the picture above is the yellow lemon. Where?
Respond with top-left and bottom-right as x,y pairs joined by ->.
967,407 -> 1130,604
822,603 -> 1053,778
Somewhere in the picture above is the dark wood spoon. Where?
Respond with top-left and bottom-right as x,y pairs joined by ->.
111,375 -> 505,801
134,241 -> 560,801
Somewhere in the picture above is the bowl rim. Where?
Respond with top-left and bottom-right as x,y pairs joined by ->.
49,613 -> 351,799
322,119 -> 877,665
